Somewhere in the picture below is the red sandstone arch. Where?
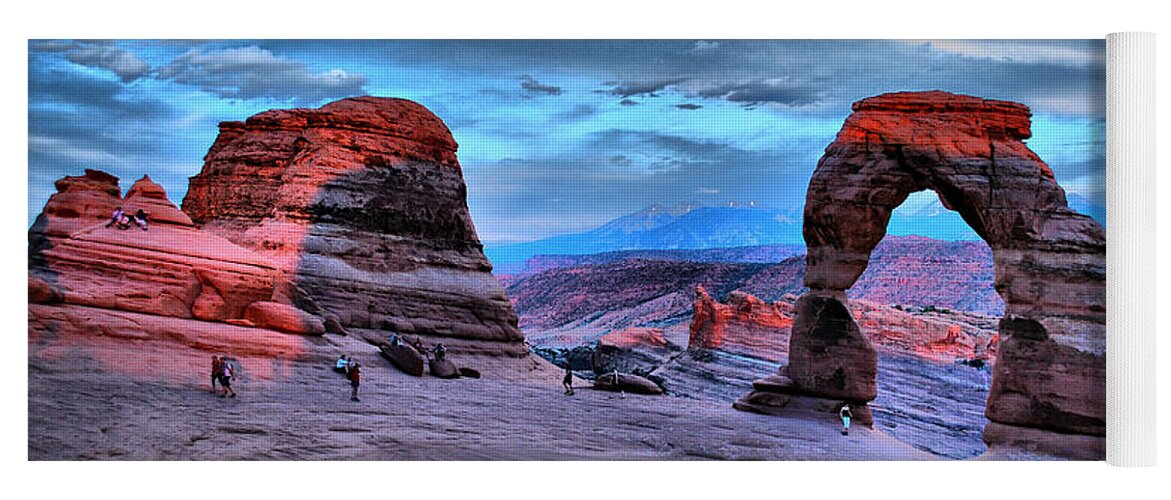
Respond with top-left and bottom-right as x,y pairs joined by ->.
736,91 -> 1105,459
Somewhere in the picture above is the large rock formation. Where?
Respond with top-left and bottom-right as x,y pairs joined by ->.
737,91 -> 1105,459
28,172 -> 279,322
181,97 -> 528,358
688,286 -> 792,362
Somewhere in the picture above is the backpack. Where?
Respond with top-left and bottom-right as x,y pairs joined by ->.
221,362 -> 233,379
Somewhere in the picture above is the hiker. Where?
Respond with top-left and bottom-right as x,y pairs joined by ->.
432,343 -> 447,361
219,358 -> 236,398
348,362 -> 361,402
839,403 -> 852,436
562,364 -> 574,395
106,207 -> 125,228
613,369 -> 625,399
133,209 -> 148,231
335,355 -> 351,374
388,333 -> 400,347
211,355 -> 223,393
413,338 -> 426,356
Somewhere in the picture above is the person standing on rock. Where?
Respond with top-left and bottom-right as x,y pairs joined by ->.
211,355 -> 223,393
348,362 -> 361,402
839,403 -> 852,436
613,369 -> 625,399
562,364 -> 574,396
219,358 -> 236,398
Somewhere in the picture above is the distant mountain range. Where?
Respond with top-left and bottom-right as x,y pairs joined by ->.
505,235 -> 1003,332
485,203 -> 802,273
485,196 -> 1105,274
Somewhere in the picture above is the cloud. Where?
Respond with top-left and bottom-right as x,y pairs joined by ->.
31,40 -> 151,83
64,44 -> 151,83
27,64 -> 200,225
691,79 -> 822,107
555,104 -> 597,121
915,40 -> 1104,67
618,99 -> 639,106
156,46 -> 367,104
675,103 -> 703,110
519,75 -> 562,96
692,41 -> 720,52
464,129 -> 819,242
600,78 -> 688,98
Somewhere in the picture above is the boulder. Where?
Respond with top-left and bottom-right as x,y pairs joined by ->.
243,301 -> 325,336
594,372 -> 663,395
429,358 -> 460,379
380,344 -> 425,376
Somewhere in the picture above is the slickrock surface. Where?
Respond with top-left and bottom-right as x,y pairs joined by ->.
28,305 -> 930,461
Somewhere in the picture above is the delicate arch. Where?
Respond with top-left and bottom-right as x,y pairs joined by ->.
737,91 -> 1105,459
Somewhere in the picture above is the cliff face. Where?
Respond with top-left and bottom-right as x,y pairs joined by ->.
182,97 -> 526,357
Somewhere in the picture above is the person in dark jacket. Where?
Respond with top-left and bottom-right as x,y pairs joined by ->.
562,364 -> 574,395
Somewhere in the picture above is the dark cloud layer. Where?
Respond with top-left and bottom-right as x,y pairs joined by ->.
32,40 -> 151,83
691,80 -> 822,106
465,129 -> 821,241
601,78 -> 688,98
520,75 -> 562,96
156,46 -> 368,104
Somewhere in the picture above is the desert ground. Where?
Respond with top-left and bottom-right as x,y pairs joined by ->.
30,310 -> 934,461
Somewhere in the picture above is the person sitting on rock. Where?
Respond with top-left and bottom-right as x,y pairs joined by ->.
562,364 -> 574,396
106,206 -> 125,228
432,343 -> 447,361
335,355 -> 351,375
133,209 -> 149,231
839,403 -> 852,436
348,362 -> 361,402
413,338 -> 426,356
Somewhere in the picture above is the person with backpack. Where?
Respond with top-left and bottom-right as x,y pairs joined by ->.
839,403 -> 853,436
348,362 -> 361,402
219,358 -> 236,398
211,355 -> 223,393
562,364 -> 574,396
432,343 -> 447,361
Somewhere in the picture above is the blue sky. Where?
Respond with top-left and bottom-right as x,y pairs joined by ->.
28,39 -> 1105,244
